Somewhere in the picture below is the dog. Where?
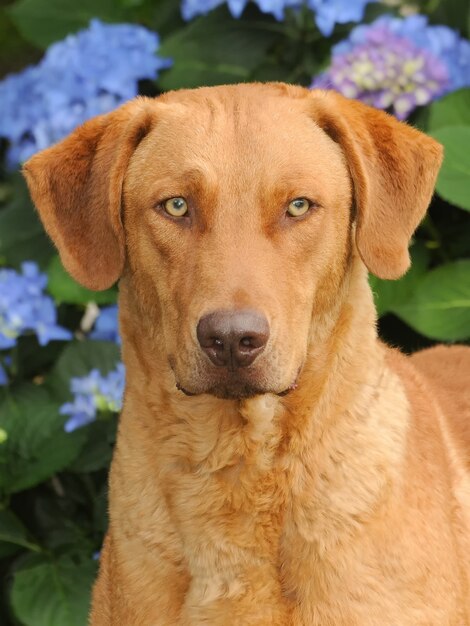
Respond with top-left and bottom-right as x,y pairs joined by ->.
24,83 -> 470,625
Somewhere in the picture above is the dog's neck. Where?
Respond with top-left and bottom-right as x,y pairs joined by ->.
117,259 -> 384,469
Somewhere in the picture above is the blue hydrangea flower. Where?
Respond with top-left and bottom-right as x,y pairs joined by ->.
0,262 -> 71,353
61,363 -> 125,432
181,0 -> 375,36
89,306 -> 120,343
0,20 -> 172,166
312,15 -> 470,119
306,0 -> 375,37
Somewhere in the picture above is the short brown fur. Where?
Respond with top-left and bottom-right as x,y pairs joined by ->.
24,84 -> 470,625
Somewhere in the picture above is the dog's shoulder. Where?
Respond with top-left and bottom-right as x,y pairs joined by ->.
410,345 -> 470,470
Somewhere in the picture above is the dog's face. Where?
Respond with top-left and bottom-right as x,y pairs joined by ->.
123,90 -> 352,397
23,84 -> 442,399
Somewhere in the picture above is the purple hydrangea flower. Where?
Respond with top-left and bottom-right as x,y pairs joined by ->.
0,20 -> 172,166
312,15 -> 470,119
181,0 -> 375,36
61,363 -> 125,432
0,262 -> 71,354
89,306 -> 120,344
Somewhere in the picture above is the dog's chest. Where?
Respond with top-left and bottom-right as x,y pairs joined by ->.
159,379 -> 414,619
158,438 -> 401,624
113,377 -> 468,625
162,423 -> 288,572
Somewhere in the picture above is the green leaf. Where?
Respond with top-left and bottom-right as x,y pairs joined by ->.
392,260 -> 470,341
0,9 -> 40,78
69,418 -> 117,473
33,489 -> 96,553
7,0 -> 126,48
0,541 -> 20,558
47,255 -> 117,305
11,554 -> 97,626
15,334 -> 66,382
47,340 -> 121,402
431,126 -> 470,211
0,175 -> 53,269
158,7 -> 278,90
430,0 -> 470,37
0,509 -> 41,552
428,89 -> 470,131
369,243 -> 430,317
92,483 -> 109,536
0,385 -> 86,494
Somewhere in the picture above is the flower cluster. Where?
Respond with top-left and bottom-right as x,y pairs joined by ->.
181,0 -> 375,37
60,363 -> 125,432
312,15 -> 470,118
0,263 -> 72,384
0,20 -> 171,166
308,0 -> 376,37
90,306 -> 120,344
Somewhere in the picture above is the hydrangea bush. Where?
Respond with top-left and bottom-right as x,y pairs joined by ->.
0,20 -> 171,166
0,1 -> 469,624
313,14 -> 470,118
181,0 -> 376,36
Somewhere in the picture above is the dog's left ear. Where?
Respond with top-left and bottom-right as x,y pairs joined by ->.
310,91 -> 443,279
23,98 -> 155,290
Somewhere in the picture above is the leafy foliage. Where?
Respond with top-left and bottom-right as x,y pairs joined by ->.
392,260 -> 470,341
158,6 -> 280,89
11,554 -> 98,626
0,510 -> 41,553
0,385 -> 87,494
7,0 -> 126,48
428,89 -> 470,129
431,126 -> 470,211
0,175 -> 53,269
0,0 -> 469,624
371,251 -> 470,341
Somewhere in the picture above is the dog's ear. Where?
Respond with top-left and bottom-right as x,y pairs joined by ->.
23,98 -> 155,290
310,91 -> 443,279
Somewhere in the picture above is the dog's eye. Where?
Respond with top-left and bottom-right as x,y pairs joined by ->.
287,198 -> 311,218
163,197 -> 188,218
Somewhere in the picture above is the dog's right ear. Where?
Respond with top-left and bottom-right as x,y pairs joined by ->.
23,98 -> 155,291
309,91 -> 443,280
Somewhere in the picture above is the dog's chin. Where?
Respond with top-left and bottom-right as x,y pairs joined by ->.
170,355 -> 301,400
175,372 -> 299,400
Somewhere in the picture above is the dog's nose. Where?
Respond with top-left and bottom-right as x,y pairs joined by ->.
197,309 -> 270,369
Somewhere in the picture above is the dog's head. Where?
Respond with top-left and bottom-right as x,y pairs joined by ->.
24,84 -> 442,399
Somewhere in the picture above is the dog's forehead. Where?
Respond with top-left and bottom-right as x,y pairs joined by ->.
158,81 -> 308,111
135,85 -> 347,186
154,85 -> 321,145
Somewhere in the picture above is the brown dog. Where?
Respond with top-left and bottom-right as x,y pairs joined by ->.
24,83 -> 470,625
